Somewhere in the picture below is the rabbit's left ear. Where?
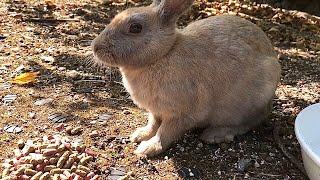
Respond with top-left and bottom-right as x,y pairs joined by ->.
155,0 -> 194,25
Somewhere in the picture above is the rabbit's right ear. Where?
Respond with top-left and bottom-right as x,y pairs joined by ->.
155,0 -> 194,25
151,0 -> 161,6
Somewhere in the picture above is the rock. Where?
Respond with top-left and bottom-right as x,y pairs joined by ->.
177,167 -> 201,179
89,131 -> 99,138
122,110 -> 131,115
18,139 -> 25,149
28,112 -> 36,119
58,67 -> 66,71
268,27 -> 279,33
108,167 -> 127,180
48,113 -> 67,123
4,126 -> 22,133
40,55 -> 55,63
237,159 -> 255,172
34,98 -> 53,106
2,94 -> 17,103
0,84 -> 11,90
15,65 -> 25,72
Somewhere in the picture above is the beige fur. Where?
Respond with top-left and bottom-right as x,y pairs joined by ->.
91,0 -> 281,157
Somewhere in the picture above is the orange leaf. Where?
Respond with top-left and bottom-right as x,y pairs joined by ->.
11,72 -> 40,85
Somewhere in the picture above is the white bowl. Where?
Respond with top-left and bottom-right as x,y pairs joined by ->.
295,103 -> 320,180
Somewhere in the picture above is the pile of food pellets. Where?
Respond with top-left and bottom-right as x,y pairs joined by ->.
1,135 -> 99,180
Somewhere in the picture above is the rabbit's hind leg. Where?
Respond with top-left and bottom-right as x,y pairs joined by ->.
200,126 -> 249,144
130,113 -> 161,143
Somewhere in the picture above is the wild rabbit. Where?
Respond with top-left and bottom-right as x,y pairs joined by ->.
91,0 -> 281,156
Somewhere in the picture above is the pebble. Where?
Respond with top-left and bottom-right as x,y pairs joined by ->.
18,139 -> 25,149
89,131 -> 99,138
237,158 -> 255,172
48,113 -> 67,123
28,112 -> 36,119
4,125 -> 22,133
2,94 -> 17,103
33,98 -> 53,106
122,110 -> 131,115
0,83 -> 11,90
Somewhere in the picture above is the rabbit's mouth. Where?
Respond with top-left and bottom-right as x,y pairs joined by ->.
92,46 -> 118,67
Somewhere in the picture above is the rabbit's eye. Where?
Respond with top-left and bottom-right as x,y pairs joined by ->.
129,23 -> 142,33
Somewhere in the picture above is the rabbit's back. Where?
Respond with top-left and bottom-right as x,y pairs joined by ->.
181,14 -> 276,58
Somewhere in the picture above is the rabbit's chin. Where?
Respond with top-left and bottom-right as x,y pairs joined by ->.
93,52 -> 119,67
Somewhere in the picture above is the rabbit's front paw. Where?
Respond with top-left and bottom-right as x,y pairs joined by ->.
130,127 -> 154,143
134,137 -> 163,157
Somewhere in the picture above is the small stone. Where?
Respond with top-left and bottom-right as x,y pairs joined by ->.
3,94 -> 17,103
18,139 -> 25,149
28,112 -> 36,119
237,159 -> 255,172
58,67 -> 66,71
0,84 -> 11,90
4,125 -> 22,133
89,131 -> 99,138
41,55 -> 55,63
122,110 -> 131,115
99,113 -> 112,121
48,113 -> 67,123
108,167 -> 127,180
177,167 -> 201,179
268,27 -> 279,33
15,65 -> 25,72
34,98 -> 53,106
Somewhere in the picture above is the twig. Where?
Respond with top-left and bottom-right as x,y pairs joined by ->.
75,79 -> 107,83
273,123 -> 309,178
248,171 -> 282,177
25,18 -> 80,23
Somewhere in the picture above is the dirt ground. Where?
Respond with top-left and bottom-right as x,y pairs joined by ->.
0,0 -> 319,179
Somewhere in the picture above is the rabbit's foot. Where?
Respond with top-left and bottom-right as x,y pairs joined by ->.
134,136 -> 163,157
200,127 -> 237,144
131,126 -> 155,143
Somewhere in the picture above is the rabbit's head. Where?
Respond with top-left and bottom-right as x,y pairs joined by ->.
91,0 -> 194,68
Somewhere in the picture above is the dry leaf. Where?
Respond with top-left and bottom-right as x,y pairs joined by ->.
11,72 -> 40,85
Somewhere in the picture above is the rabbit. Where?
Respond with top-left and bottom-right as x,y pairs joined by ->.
90,0 -> 281,157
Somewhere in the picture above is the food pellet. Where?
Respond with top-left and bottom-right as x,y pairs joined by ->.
57,144 -> 65,152
57,151 -> 71,168
42,149 -> 57,156
1,136 -> 98,179
2,168 -> 10,177
49,157 -> 58,165
19,175 -> 31,180
43,165 -> 56,172
39,172 -> 50,180
70,126 -> 82,135
78,165 -> 90,173
75,169 -> 87,177
30,172 -> 43,180
79,156 -> 93,165
25,168 -> 38,176
62,157 -> 74,169
52,174 -> 60,180
15,166 -> 26,175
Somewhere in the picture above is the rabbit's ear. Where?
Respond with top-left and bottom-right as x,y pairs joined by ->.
156,0 -> 194,24
151,0 -> 161,6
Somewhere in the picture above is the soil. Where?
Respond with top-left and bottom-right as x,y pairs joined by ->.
0,0 -> 319,179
